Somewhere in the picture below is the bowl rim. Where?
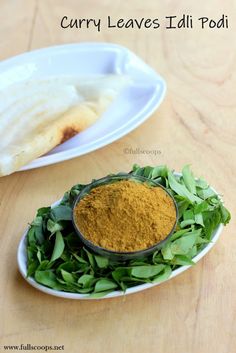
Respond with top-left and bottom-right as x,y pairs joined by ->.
71,173 -> 178,258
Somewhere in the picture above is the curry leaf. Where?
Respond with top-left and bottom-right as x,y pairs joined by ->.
195,213 -> 204,227
37,260 -> 51,271
182,165 -> 197,194
152,265 -> 172,283
168,171 -> 201,204
47,219 -> 63,234
195,178 -> 208,189
197,187 -> 217,200
170,228 -> 191,241
36,207 -> 51,217
78,274 -> 94,288
84,248 -> 96,268
31,216 -> 43,227
194,201 -> 209,214
27,260 -> 39,277
161,243 -> 174,260
50,231 -> 65,262
51,205 -> 72,221
72,253 -> 88,264
35,270 -> 58,288
131,265 -> 165,279
143,166 -> 154,178
220,204 -> 231,224
94,279 -> 118,293
180,219 -> 195,228
61,269 -> 74,283
94,255 -> 109,269
170,255 -> 195,266
151,165 -> 168,179
31,217 -> 44,244
171,230 -> 200,255
112,268 -> 129,282
27,227 -> 36,244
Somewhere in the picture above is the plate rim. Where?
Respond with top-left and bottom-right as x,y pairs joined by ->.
17,173 -> 224,300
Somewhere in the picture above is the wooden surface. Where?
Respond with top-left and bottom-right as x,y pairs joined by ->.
0,1 -> 235,353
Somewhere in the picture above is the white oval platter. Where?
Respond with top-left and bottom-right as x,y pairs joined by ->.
17,178 -> 224,300
0,42 -> 166,171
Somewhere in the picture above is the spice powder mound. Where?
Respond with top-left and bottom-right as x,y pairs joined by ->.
74,180 -> 177,252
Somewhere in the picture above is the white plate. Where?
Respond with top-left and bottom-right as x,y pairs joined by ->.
0,43 -> 166,171
17,176 -> 224,300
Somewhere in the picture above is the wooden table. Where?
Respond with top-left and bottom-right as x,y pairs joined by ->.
0,1 -> 235,352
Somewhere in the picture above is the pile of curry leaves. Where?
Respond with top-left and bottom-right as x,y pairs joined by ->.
26,165 -> 230,298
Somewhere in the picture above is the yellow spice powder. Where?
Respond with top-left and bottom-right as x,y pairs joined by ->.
74,180 -> 176,252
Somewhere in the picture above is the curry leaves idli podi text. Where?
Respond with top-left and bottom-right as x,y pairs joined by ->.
60,14 -> 229,32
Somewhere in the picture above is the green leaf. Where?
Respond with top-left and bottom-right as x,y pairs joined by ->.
177,200 -> 190,218
27,227 -> 36,245
94,255 -> 109,269
131,265 -> 165,279
57,261 -> 75,273
168,171 -> 201,204
47,219 -> 63,234
132,163 -> 140,173
195,178 -> 208,189
120,282 -> 127,292
72,253 -> 88,264
35,270 -> 58,288
170,255 -> 195,266
50,231 -> 65,262
220,205 -> 231,224
51,205 -> 72,221
36,248 -> 42,263
203,210 -> 221,239
61,269 -> 74,283
180,219 -> 195,228
188,245 -> 198,258
151,165 -> 168,179
197,187 -> 216,199
161,243 -> 174,260
36,207 -> 51,217
170,228 -> 191,241
182,165 -> 197,194
171,230 -> 200,255
196,236 -> 210,245
31,216 -> 43,227
27,260 -> 39,277
143,166 -> 154,178
37,260 -> 51,271
195,213 -> 204,227
31,216 -> 44,244
94,279 -> 118,293
112,268 -> 130,282
183,209 -> 194,220
152,265 -> 172,283
84,248 -> 96,268
194,201 -> 209,214
78,274 -> 94,288
34,226 -> 44,244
